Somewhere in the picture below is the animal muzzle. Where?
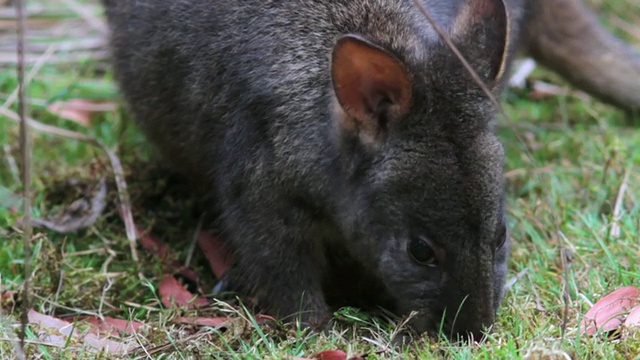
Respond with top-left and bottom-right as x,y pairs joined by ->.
439,263 -> 497,342
442,296 -> 496,342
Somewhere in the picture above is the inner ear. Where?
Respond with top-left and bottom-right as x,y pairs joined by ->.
450,0 -> 510,84
331,34 -> 412,145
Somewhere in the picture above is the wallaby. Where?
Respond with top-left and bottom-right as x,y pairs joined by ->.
101,0 -> 640,340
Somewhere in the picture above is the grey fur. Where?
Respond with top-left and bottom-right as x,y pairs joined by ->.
101,0 -> 640,340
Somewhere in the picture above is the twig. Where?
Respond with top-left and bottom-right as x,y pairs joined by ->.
508,58 -> 537,88
184,213 -> 205,268
609,16 -> 640,40
410,0 -> 502,111
0,38 -> 103,52
102,146 -> 139,262
0,44 -> 56,114
528,80 -> 592,103
16,0 -> 31,356
58,0 -> 108,35
0,50 -> 108,65
410,0 -> 566,269
505,166 -> 554,179
558,232 -> 572,343
610,167 -> 631,238
409,0 -> 550,174
1,106 -> 93,140
2,107 -> 140,262
503,269 -> 527,292
3,144 -> 20,184
31,294 -> 105,318
97,278 -> 114,322
0,338 -> 65,348
29,178 -> 108,233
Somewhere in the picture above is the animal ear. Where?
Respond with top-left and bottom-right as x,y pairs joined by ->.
331,34 -> 412,146
450,0 -> 510,85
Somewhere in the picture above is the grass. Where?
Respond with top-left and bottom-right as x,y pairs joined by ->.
1,0 -> 639,358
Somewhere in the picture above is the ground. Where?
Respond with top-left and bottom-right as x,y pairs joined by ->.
0,0 -> 639,359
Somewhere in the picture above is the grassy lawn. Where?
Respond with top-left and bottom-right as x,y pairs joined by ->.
1,1 -> 639,358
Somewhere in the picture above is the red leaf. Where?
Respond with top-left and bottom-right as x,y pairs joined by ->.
79,316 -> 144,335
580,286 -> 640,335
175,266 -> 201,283
28,309 -> 132,354
172,316 -> 229,328
255,314 -> 278,323
198,231 -> 233,279
137,227 -> 200,282
138,227 -> 170,258
159,275 -> 209,308
314,350 -> 348,360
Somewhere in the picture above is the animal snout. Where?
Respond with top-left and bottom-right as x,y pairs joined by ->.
442,298 -> 496,342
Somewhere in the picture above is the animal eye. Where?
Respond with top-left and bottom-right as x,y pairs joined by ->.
408,237 -> 437,267
496,222 -> 507,250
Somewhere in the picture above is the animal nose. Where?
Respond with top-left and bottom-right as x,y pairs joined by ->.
441,303 -> 495,343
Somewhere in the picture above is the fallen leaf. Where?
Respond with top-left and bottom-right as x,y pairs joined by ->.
137,227 -> 200,283
198,231 -> 233,279
622,305 -> 640,339
314,350 -> 348,360
172,316 -> 229,328
138,227 -> 170,258
624,305 -> 640,327
580,286 -> 640,335
47,99 -> 117,127
28,309 -> 132,354
0,291 -> 17,309
255,314 -> 278,324
159,275 -> 209,308
30,178 -> 108,233
78,316 -> 145,335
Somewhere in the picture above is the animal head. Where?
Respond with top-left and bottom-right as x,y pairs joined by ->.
330,0 -> 511,340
